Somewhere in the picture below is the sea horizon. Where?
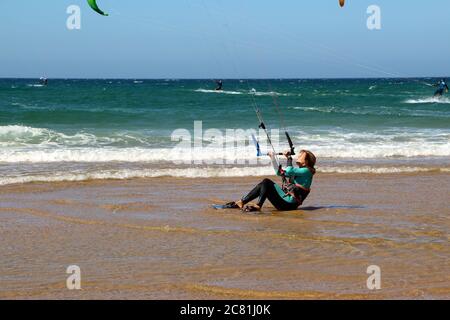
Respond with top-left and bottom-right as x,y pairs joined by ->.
1,76 -> 448,80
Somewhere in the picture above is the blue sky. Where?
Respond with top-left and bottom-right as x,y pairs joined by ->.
1,0 -> 449,78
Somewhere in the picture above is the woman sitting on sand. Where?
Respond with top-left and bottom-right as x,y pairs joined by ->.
226,150 -> 316,212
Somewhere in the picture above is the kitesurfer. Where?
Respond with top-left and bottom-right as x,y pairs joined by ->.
215,80 -> 223,91
224,150 -> 316,212
434,79 -> 449,97
39,77 -> 48,86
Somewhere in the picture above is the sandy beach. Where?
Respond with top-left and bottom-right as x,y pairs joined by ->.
1,172 -> 448,299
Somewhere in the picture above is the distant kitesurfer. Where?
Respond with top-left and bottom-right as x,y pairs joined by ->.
433,79 -> 448,97
39,77 -> 48,86
224,150 -> 316,212
215,80 -> 223,91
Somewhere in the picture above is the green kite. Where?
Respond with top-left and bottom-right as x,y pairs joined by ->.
87,0 -> 108,16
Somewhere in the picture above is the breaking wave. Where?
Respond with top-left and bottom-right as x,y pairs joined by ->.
404,97 -> 450,104
0,166 -> 448,186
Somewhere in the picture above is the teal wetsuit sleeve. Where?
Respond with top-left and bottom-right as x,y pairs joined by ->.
284,166 -> 311,177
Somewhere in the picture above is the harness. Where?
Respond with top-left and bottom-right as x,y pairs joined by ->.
279,167 -> 311,205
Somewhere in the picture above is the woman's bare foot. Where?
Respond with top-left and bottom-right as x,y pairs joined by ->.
235,200 -> 244,209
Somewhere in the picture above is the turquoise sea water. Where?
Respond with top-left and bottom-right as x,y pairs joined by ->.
0,78 -> 449,184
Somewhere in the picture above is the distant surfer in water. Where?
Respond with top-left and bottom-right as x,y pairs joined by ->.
223,150 -> 316,212
215,80 -> 223,91
39,77 -> 48,86
433,79 -> 448,97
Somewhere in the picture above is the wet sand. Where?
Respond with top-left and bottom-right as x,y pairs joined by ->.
0,173 -> 449,299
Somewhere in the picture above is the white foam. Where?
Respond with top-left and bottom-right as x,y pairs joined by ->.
404,97 -> 450,104
0,141 -> 449,163
0,138 -> 449,163
309,143 -> 450,158
0,125 -> 113,147
195,88 -> 293,97
195,89 -> 243,95
319,166 -> 448,174
250,89 -> 292,97
1,126 -> 449,163
0,145 -> 260,163
0,167 -> 272,186
0,125 -> 156,148
0,166 -> 447,186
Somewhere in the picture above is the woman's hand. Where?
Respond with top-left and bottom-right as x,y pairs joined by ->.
283,150 -> 291,158
268,151 -> 274,157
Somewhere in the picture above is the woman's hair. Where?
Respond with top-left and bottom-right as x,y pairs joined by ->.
300,150 -> 317,175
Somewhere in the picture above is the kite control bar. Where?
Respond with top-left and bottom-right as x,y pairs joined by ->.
251,134 -> 294,158
256,122 -> 295,156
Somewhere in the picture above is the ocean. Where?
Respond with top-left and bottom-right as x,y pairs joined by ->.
0,78 -> 449,185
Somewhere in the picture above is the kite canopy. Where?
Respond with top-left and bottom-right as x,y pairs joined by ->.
87,0 -> 108,16
339,0 -> 345,7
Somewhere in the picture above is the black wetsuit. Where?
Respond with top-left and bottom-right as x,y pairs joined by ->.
241,178 -> 301,211
434,81 -> 448,96
215,80 -> 223,91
